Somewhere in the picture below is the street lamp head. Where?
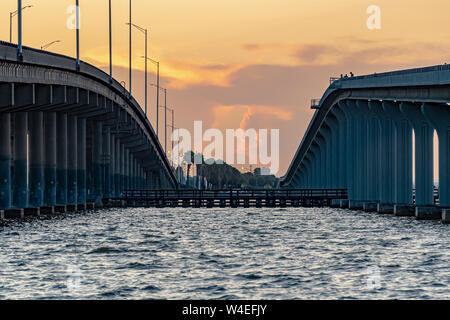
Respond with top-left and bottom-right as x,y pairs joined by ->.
126,22 -> 147,34
11,5 -> 33,16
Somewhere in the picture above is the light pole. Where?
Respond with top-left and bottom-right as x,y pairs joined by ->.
41,40 -> 61,50
75,0 -> 80,71
127,23 -> 148,115
109,0 -> 112,83
129,0 -> 132,97
150,83 -> 166,146
146,59 -> 160,136
10,4 -> 32,43
168,117 -> 177,168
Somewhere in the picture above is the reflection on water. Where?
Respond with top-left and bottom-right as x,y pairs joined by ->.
0,207 -> 449,299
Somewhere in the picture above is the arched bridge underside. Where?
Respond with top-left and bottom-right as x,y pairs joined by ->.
0,42 -> 177,217
281,65 -> 450,221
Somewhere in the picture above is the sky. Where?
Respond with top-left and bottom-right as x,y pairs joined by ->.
1,0 -> 449,177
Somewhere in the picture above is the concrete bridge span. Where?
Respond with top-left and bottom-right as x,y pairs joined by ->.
281,64 -> 450,222
0,41 -> 177,217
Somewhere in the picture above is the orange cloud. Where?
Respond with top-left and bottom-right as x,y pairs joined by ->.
212,105 -> 293,130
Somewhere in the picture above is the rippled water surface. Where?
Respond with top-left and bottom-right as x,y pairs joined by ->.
0,207 -> 449,299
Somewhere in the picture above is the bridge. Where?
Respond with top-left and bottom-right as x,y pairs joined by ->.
280,64 -> 450,223
0,41 -> 177,218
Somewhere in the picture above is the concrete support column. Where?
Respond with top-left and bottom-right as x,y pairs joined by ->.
396,119 -> 413,204
110,133 -> 116,197
13,112 -> 28,209
320,126 -> 332,188
422,103 -> 450,207
120,143 -> 125,196
368,101 -> 396,204
56,113 -> 67,205
29,112 -> 44,208
400,102 -> 434,206
77,118 -> 86,204
338,100 -> 356,201
133,157 -> 137,190
124,149 -> 130,192
355,100 -> 369,201
67,115 -> 78,205
314,136 -> 326,187
325,115 -> 339,188
103,126 -> 112,198
305,156 -> 312,188
310,145 -> 320,188
0,113 -> 11,210
43,112 -> 57,206
331,106 -> 347,189
92,121 -> 103,205
129,155 -> 134,190
383,101 -> 413,204
363,103 -> 381,202
114,138 -> 120,197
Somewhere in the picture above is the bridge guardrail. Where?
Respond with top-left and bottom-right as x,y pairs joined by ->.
121,188 -> 348,200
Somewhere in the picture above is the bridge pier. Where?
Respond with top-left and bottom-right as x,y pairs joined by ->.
110,133 -> 116,197
355,100 -> 369,203
44,112 -> 57,207
400,102 -> 435,207
422,103 -> 450,208
56,113 -> 68,206
67,115 -> 78,205
382,101 -> 413,205
338,100 -> 357,201
101,126 -> 108,199
77,118 -> 87,204
370,101 -> 397,213
0,113 -> 11,210
29,112 -> 44,208
92,121 -> 103,206
120,143 -> 125,196
114,138 -> 120,197
13,112 -> 28,209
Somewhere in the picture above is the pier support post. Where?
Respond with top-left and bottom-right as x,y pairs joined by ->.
56,113 -> 68,205
355,100 -> 369,202
92,121 -> 103,206
114,138 -> 120,197
110,134 -> 116,197
331,105 -> 347,189
13,112 -> 28,209
400,102 -> 434,206
365,102 -> 381,202
29,112 -> 44,208
77,118 -> 86,205
0,113 -> 11,210
43,112 -> 57,207
383,101 -> 413,205
422,103 -> 450,208
338,100 -> 356,201
67,115 -> 78,205
103,126 -> 111,198
325,115 -> 339,188
120,143 -> 125,196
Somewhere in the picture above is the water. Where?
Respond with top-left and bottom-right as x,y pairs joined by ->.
0,207 -> 448,299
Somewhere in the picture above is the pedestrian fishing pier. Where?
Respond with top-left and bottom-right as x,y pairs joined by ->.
117,189 -> 348,208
